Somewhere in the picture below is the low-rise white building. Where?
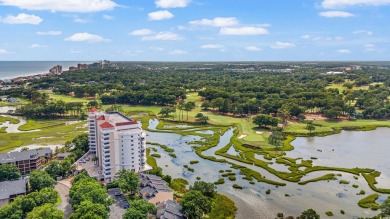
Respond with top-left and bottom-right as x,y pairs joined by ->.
88,109 -> 150,183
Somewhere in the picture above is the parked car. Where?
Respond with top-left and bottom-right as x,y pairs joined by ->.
123,203 -> 130,209
85,157 -> 90,161
115,192 -> 122,196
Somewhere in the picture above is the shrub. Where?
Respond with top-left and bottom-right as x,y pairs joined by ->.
196,177 -> 201,180
151,154 -> 161,158
340,210 -> 345,214
219,170 -> 224,173
358,190 -> 366,195
190,160 -> 199,165
266,189 -> 271,194
325,211 -> 333,216
339,180 -> 350,184
352,184 -> 359,188
249,181 -> 255,185
228,176 -> 236,181
232,184 -> 243,189
214,178 -> 225,185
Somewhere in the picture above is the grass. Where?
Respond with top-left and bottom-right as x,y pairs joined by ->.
18,119 -> 68,131
358,194 -> 380,210
190,160 -> 199,164
209,194 -> 237,219
0,116 -> 20,124
0,121 -> 87,153
362,171 -> 390,194
48,93 -> 90,103
0,127 -> 7,133
232,184 -> 243,189
298,174 -> 337,185
214,178 -> 225,185
339,180 -> 350,184
325,211 -> 334,216
151,154 -> 161,158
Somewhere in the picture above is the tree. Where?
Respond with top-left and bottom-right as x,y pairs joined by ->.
253,114 -> 279,128
181,190 -> 211,219
190,181 -> 216,198
123,208 -> 146,219
211,98 -> 224,113
380,197 -> 390,217
26,204 -> 64,219
268,130 -> 284,147
184,101 -> 196,120
195,113 -> 209,124
116,170 -> 139,194
300,209 -> 320,219
306,121 -> 316,135
201,102 -> 210,110
130,200 -> 156,215
45,160 -> 64,179
0,164 -> 21,182
69,201 -> 109,219
29,171 -> 56,191
158,107 -> 175,117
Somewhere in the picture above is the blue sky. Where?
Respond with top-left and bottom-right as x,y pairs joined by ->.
0,0 -> 389,61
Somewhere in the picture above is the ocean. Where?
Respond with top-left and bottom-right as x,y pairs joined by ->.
0,61 -> 91,80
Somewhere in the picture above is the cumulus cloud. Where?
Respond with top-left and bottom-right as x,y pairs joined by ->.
220,27 -> 269,35
141,32 -> 181,41
337,49 -> 351,53
365,44 -> 376,51
245,46 -> 262,51
150,47 -> 165,52
321,0 -> 390,9
189,17 -> 239,27
70,49 -> 83,53
30,44 -> 46,48
36,31 -> 62,35
301,35 -> 311,39
103,15 -> 113,20
65,33 -> 110,43
73,17 -> 89,23
0,13 -> 42,25
155,0 -> 190,8
353,30 -> 373,35
319,11 -> 355,17
130,29 -> 153,36
148,10 -> 174,21
271,41 -> 296,49
0,0 -> 118,13
169,49 -> 188,55
201,44 -> 225,49
0,48 -> 10,54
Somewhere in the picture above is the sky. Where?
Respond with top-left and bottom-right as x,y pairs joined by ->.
0,0 -> 389,61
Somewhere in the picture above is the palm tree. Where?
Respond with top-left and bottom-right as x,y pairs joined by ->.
92,156 -> 98,165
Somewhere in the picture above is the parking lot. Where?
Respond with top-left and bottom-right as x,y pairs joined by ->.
108,188 -> 129,219
76,153 -> 101,178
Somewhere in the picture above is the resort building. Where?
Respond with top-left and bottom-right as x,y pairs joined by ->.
0,148 -> 52,174
88,109 -> 149,183
156,199 -> 185,219
0,179 -> 27,207
139,174 -> 174,205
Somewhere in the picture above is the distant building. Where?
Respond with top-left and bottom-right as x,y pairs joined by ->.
56,152 -> 72,161
69,66 -> 78,72
78,64 -> 89,70
7,97 -> 20,103
156,199 -> 185,219
0,148 -> 52,174
49,65 -> 62,74
0,179 -> 27,207
88,109 -> 150,183
139,174 -> 173,205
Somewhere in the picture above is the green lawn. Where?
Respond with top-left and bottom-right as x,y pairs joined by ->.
0,98 -> 30,106
49,93 -> 91,103
18,119 -> 69,131
0,121 -> 87,153
0,116 -> 20,124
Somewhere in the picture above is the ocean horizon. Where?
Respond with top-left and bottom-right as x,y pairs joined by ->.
0,61 -> 92,80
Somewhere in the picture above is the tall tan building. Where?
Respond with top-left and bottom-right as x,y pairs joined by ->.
88,109 -> 149,183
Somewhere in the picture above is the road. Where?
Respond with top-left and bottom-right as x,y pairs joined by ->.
108,188 -> 128,219
55,180 -> 72,219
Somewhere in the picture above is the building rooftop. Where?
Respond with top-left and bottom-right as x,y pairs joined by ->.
88,108 -> 98,113
0,148 -> 52,164
56,152 -> 72,158
156,199 -> 184,219
139,174 -> 172,200
0,179 -> 27,200
99,121 -> 115,129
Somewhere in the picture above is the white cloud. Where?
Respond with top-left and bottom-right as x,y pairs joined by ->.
353,30 -> 373,35
0,13 -> 42,25
30,44 -> 46,48
365,44 -> 376,51
169,49 -> 188,55
65,33 -> 110,43
103,15 -> 113,20
141,32 -> 181,41
220,27 -> 269,35
301,35 -> 311,39
271,41 -> 296,49
322,0 -> 390,9
36,31 -> 62,35
148,10 -> 174,21
155,0 -> 190,8
319,11 -> 355,18
70,49 -> 83,53
337,49 -> 351,53
74,18 -> 89,23
201,44 -> 225,49
150,47 -> 165,52
189,17 -> 239,27
0,0 -> 118,13
0,48 -> 10,54
129,29 -> 153,36
245,46 -> 262,51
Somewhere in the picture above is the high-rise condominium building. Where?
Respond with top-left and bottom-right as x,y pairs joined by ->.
88,108 -> 148,183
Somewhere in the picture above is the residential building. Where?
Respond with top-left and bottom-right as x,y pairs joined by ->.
88,109 -> 149,183
56,152 -> 72,160
156,199 -> 185,219
78,64 -> 89,70
69,66 -> 78,72
49,65 -> 62,74
0,179 -> 27,207
139,174 -> 173,205
0,148 -> 52,174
